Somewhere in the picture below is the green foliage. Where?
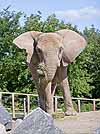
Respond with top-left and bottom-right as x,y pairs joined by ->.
24,13 -> 43,31
42,14 -> 59,32
96,102 -> 100,110
0,8 -> 100,100
83,26 -> 100,98
68,57 -> 94,98
81,102 -> 93,112
0,7 -> 35,93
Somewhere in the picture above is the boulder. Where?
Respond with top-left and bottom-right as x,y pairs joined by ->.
11,107 -> 64,134
95,128 -> 100,134
0,123 -> 7,134
12,119 -> 23,130
0,104 -> 12,131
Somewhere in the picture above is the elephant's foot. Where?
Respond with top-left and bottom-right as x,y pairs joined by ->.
65,108 -> 77,116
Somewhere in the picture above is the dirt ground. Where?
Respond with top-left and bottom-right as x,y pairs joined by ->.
54,111 -> 100,134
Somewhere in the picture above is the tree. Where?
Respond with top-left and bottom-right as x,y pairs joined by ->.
24,13 -> 43,32
0,8 -> 36,93
83,25 -> 100,98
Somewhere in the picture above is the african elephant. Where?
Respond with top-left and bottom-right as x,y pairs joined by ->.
13,29 -> 87,115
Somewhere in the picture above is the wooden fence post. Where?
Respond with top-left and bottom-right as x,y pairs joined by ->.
24,98 -> 27,116
37,97 -> 40,107
0,93 -> 2,104
93,100 -> 96,111
12,93 -> 15,118
78,99 -> 81,113
54,97 -> 58,112
27,95 -> 30,114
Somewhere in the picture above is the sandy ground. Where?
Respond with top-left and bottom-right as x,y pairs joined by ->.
54,111 -> 100,134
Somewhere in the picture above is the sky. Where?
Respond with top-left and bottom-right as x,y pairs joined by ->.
0,0 -> 100,31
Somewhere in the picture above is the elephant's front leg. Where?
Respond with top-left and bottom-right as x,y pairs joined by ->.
37,87 -> 46,111
58,67 -> 77,116
61,77 -> 77,116
44,82 -> 54,114
38,81 -> 53,114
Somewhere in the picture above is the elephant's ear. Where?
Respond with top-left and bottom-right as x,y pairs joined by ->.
13,31 -> 42,63
57,29 -> 87,66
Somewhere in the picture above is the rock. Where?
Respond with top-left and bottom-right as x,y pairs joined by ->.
11,107 -> 64,134
13,119 -> 23,130
0,123 -> 7,134
11,120 -> 16,130
0,104 -> 12,131
11,119 -> 23,131
95,128 -> 100,134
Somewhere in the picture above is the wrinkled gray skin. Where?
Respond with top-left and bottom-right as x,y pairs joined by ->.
13,29 -> 87,115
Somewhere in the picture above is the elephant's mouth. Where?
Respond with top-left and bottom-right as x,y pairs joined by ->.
37,67 -> 49,84
37,64 -> 47,77
37,68 -> 45,77
37,63 -> 57,82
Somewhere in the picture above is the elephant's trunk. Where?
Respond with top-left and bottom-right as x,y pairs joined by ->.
46,66 -> 57,81
45,56 -> 58,81
37,50 -> 59,82
37,60 -> 58,82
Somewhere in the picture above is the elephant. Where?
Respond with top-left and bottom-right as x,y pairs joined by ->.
13,29 -> 87,116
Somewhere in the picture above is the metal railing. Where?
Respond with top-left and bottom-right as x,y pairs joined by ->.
0,92 -> 100,118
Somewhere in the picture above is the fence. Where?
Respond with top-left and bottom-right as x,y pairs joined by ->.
0,92 -> 100,118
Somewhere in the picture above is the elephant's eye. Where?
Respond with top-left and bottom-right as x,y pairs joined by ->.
36,47 -> 44,62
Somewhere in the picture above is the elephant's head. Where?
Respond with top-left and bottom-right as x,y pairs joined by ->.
13,31 -> 64,81
13,29 -> 87,81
